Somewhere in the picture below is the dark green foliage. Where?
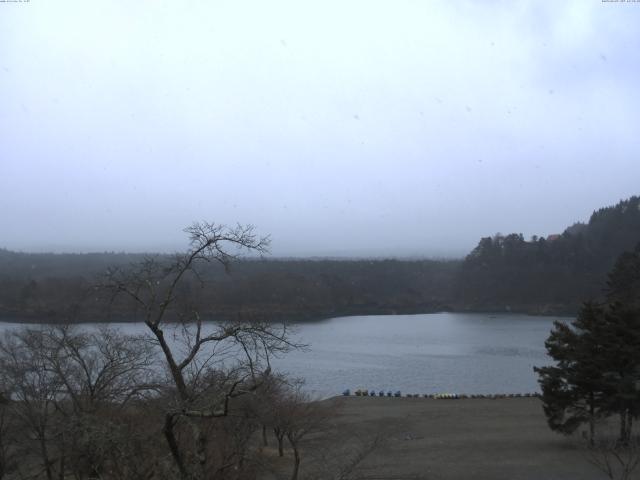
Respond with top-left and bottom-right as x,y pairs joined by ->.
536,243 -> 640,444
456,196 -> 640,312
1,195 -> 639,321
606,243 -> 640,310
0,253 -> 459,322
535,303 -> 606,441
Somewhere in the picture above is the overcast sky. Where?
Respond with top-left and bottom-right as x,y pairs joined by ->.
1,1 -> 639,257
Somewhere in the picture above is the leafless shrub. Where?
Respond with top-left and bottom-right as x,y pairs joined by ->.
0,325 -> 159,479
0,391 -> 19,480
305,433 -> 423,480
587,437 -> 640,480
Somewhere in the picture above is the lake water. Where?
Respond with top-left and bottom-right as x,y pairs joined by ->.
0,312 -> 564,398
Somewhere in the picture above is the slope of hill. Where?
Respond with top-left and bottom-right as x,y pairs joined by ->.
1,195 -> 638,321
0,251 -> 458,322
453,196 -> 640,313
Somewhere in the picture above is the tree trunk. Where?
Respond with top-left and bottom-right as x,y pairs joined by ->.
148,324 -> 189,400
620,410 -> 628,445
57,453 -> 65,480
274,428 -> 285,457
278,436 -> 284,457
195,424 -> 208,480
163,413 -> 189,479
39,431 -> 53,480
589,393 -> 595,446
262,424 -> 268,447
289,440 -> 300,480
57,431 -> 65,480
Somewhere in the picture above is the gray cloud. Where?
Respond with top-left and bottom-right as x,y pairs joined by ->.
1,1 -> 639,257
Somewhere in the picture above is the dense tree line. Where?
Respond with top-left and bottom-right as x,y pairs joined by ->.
1,195 -> 639,321
0,250 -> 458,323
455,196 -> 640,313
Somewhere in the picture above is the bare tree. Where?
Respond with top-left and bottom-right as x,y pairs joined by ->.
0,326 -> 160,480
259,379 -> 331,480
588,437 -> 640,480
0,389 -> 18,480
43,325 -> 159,478
0,328 -> 65,480
0,223 -> 301,480
285,395 -> 328,480
304,433 -> 424,480
100,222 -> 299,479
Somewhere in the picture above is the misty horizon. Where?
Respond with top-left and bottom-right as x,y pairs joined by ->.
2,2 -> 639,258
0,192 -> 626,259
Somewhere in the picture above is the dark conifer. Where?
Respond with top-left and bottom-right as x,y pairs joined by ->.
536,243 -> 640,444
535,302 -> 606,444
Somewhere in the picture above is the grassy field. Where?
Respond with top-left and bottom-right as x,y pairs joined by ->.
262,396 -> 615,480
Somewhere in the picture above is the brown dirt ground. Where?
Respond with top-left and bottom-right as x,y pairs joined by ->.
262,397 -> 618,480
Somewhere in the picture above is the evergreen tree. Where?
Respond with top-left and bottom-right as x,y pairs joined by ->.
602,243 -> 640,444
535,302 -> 606,444
536,242 -> 640,444
456,196 -> 640,312
596,304 -> 640,444
606,243 -> 640,310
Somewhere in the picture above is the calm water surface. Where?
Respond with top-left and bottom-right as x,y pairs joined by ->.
0,312 -> 564,398
276,312 -> 566,397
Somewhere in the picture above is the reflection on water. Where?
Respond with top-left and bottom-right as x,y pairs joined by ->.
0,312 -> 566,398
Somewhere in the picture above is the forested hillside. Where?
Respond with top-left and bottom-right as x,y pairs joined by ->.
454,196 -> 640,313
1,196 -> 639,322
0,251 -> 458,322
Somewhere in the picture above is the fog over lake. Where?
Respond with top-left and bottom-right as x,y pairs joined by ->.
0,312 -> 562,398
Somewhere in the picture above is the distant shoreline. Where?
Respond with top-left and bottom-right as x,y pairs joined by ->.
0,306 -> 575,325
